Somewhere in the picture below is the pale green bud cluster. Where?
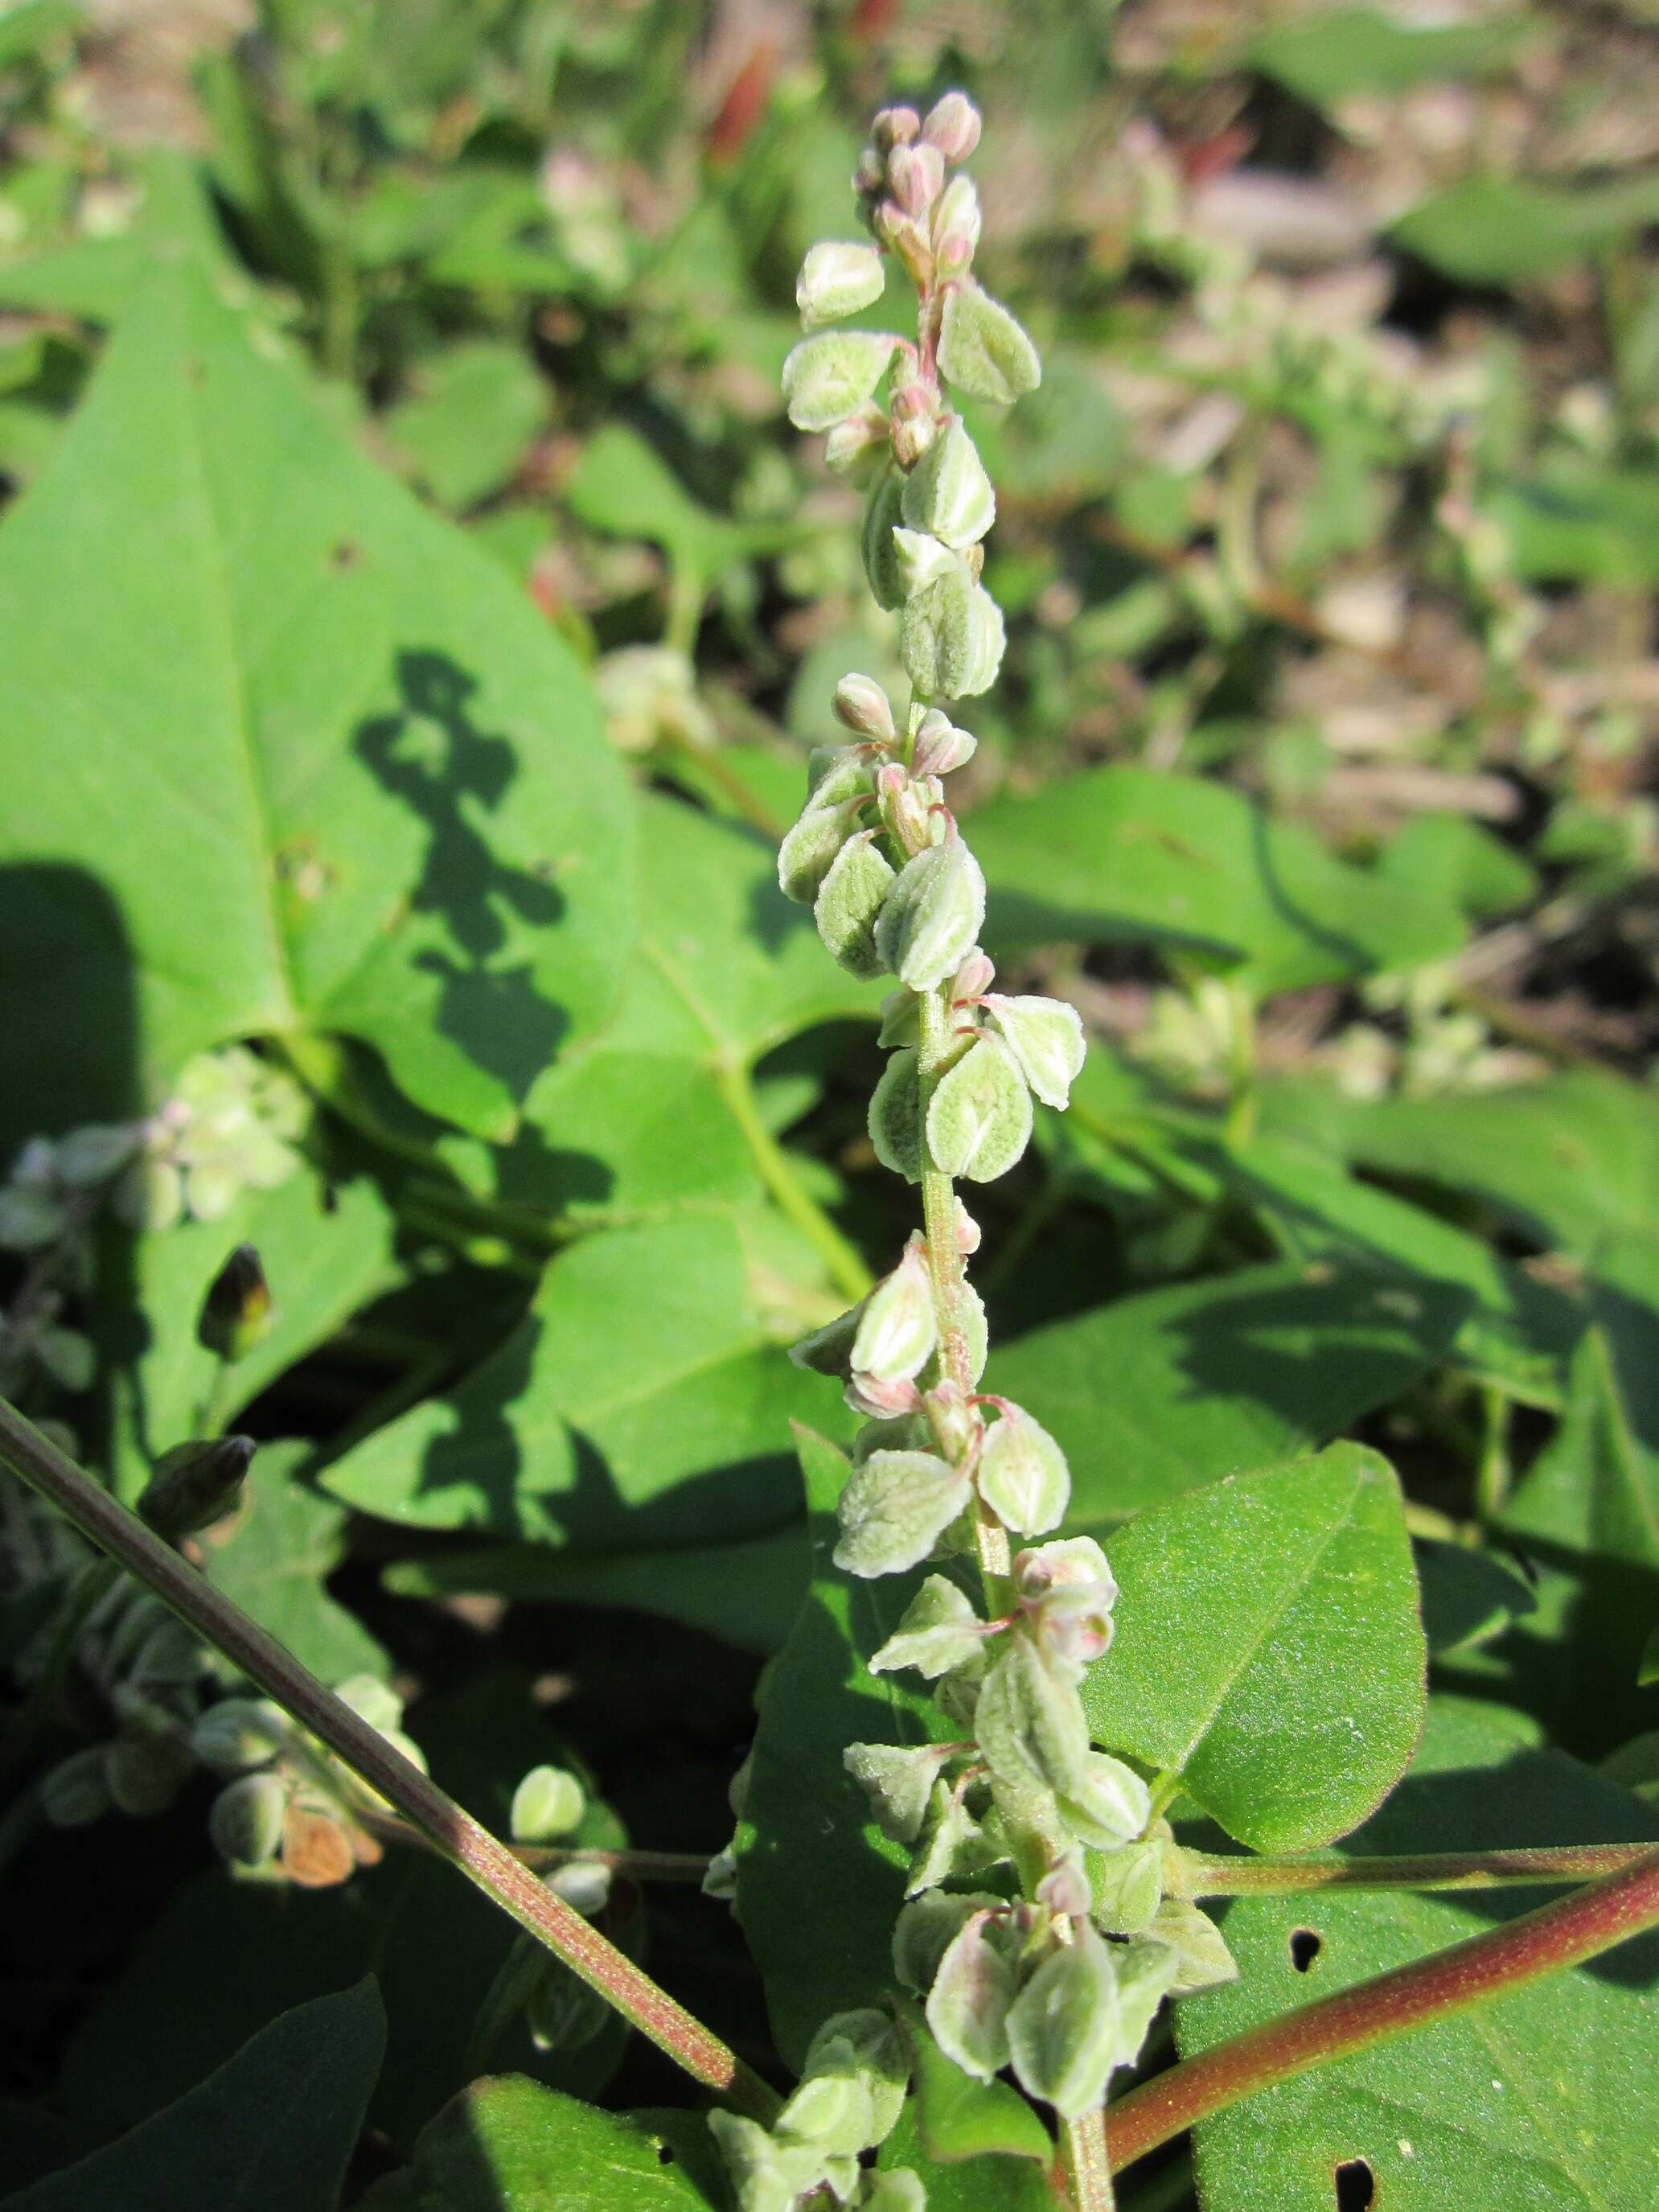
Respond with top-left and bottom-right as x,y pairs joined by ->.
711,2008 -> 918,2212
189,1672 -> 427,1886
36,1580 -> 208,1828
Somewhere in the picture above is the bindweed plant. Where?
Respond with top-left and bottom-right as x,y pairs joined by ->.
3,38 -> 1659,2212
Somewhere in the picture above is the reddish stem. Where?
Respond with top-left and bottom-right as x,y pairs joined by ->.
1106,1847 -> 1659,2173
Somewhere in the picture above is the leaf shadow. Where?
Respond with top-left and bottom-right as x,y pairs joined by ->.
353,649 -> 570,1104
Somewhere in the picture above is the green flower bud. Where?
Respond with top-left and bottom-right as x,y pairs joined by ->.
55,1124 -> 141,1186
783,331 -> 897,432
869,1573 -> 988,1679
983,993 -> 1086,1110
861,466 -> 909,609
824,406 -> 889,479
708,2112 -> 827,2212
1006,1923 -> 1123,2119
834,1449 -> 971,1579
191,1696 -> 288,1773
926,1908 -> 1018,2082
906,1778 -> 1004,1897
892,524 -> 959,600
892,1885 -> 1001,1991
198,1242 -> 275,1363
1089,1835 -> 1166,1935
778,799 -> 864,904
511,1763 -> 586,1842
977,1401 -> 1071,1536
833,672 -> 897,742
805,2010 -> 909,2148
900,553 -> 1005,699
923,92 -> 982,163
0,1184 -> 64,1251
932,175 -> 982,255
797,240 -> 886,327
912,708 -> 976,778
807,746 -> 877,809
210,1771 -> 289,1867
901,421 -> 996,549
40,1746 -> 111,1828
876,761 -> 938,854
1057,1751 -> 1152,1851
845,1738 -> 960,1844
852,1237 -> 937,1384
806,741 -> 860,796
1016,1536 -> 1118,1679
815,832 -> 897,979
925,1034 -> 1033,1182
105,1732 -> 193,1818
869,1046 -> 923,1182
875,839 -> 986,994
877,989 -> 921,1048
974,1633 -> 1091,1799
938,1272 -> 989,1385
938,284 -> 1042,406
778,2062 -> 875,2161
1146,1896 -> 1238,1996
137,1435 -> 255,1540
36,1326 -> 95,1392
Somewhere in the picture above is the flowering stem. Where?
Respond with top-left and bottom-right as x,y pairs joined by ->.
1105,1846 -> 1659,2174
1064,2105 -> 1118,2212
915,981 -> 1012,1610
1178,1842 -> 1654,1897
0,1394 -> 781,2125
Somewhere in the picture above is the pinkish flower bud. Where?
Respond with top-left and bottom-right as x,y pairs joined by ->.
875,202 -> 934,291
889,381 -> 939,467
1037,1850 -> 1092,1920
888,140 -> 945,219
955,1198 -> 981,1255
873,105 -> 922,151
923,92 -> 982,163
951,948 -> 996,1001
912,709 -> 977,778
923,1377 -> 979,1466
824,405 -> 890,478
834,672 -> 897,741
845,1371 -> 925,1422
876,762 -> 935,856
854,146 -> 886,196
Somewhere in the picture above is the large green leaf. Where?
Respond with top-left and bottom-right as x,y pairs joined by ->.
0,261 -> 634,1144
98,1165 -> 400,1499
734,1425 -> 955,2070
1225,1133 -> 1579,1407
199,1442 -> 388,1684
0,150 -> 240,324
1294,1071 -> 1659,1254
5,1983 -> 384,2212
421,791 -> 881,1227
968,767 -> 1464,994
1178,1699 -> 1659,2212
992,1260 -> 1467,1527
565,423 -> 791,584
384,339 -> 547,512
1083,1445 -> 1426,1851
322,1211 -> 849,1544
358,2079 -> 725,2211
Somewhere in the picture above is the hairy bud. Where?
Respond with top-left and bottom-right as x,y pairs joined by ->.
889,380 -> 939,467
938,285 -> 1042,406
926,1908 -> 1019,2081
834,1448 -> 971,1578
869,1046 -> 924,1182
815,831 -> 897,979
869,1573 -> 990,1680
976,1400 -> 1071,1536
777,798 -> 864,905
1038,1848 -> 1093,1920
1058,1751 -> 1153,1851
137,1435 -> 255,1540
975,1632 -> 1091,1798
796,240 -> 886,327
782,332 -> 897,433
932,174 -> 983,261
912,708 -> 977,778
852,1236 -> 938,1384
191,1696 -> 287,1774
1006,1922 -> 1123,2118
198,1243 -> 274,1363
1016,1536 -> 1118,1678
926,1034 -> 1033,1182
900,552 -> 1007,699
983,993 -> 1087,1110
901,420 -> 996,549
875,837 -> 987,994
210,1771 -> 289,1868
873,105 -> 922,151
875,761 -> 938,855
832,672 -> 896,741
845,1737 -> 962,1843
861,466 -> 909,609
888,140 -> 945,220
923,91 -> 983,163
824,405 -> 889,478
511,1764 -> 586,1842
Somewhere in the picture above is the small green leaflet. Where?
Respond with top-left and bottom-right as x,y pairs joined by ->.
1082,1445 -> 1426,1852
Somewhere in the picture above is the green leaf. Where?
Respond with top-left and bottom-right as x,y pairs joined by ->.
1082,1444 -> 1426,1852
1375,812 -> 1538,923
1414,1538 -> 1535,1658
992,1260 -> 1467,1527
199,1443 -> 388,1683
969,767 -> 1464,993
1178,1698 -> 1659,2212
1489,458 -> 1659,587
322,1212 -> 850,1544
1223,1132 -> 1579,1407
1304,1070 -> 1659,1253
565,423 -> 786,583
0,2 -> 81,70
895,1998 -> 1053,2166
1250,8 -> 1535,107
1393,171 -> 1659,286
99,1166 -> 400,1500
358,2079 -> 723,2211
384,339 -> 547,512
734,1425 -> 957,2070
382,1521 -> 812,1655
0,261 -> 634,1142
0,149 -> 240,324
4,1983 -> 384,2212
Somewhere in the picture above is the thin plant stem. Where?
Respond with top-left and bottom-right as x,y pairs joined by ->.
1105,1846 -> 1659,2174
0,1394 -> 781,2125
1178,1843 -> 1653,1897
1065,2104 -> 1118,2212
357,1808 -> 712,1884
712,1060 -> 873,1304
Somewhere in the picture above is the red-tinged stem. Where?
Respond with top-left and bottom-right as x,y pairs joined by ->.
0,1396 -> 780,2125
1105,1846 -> 1659,2173
1179,1843 -> 1653,1897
